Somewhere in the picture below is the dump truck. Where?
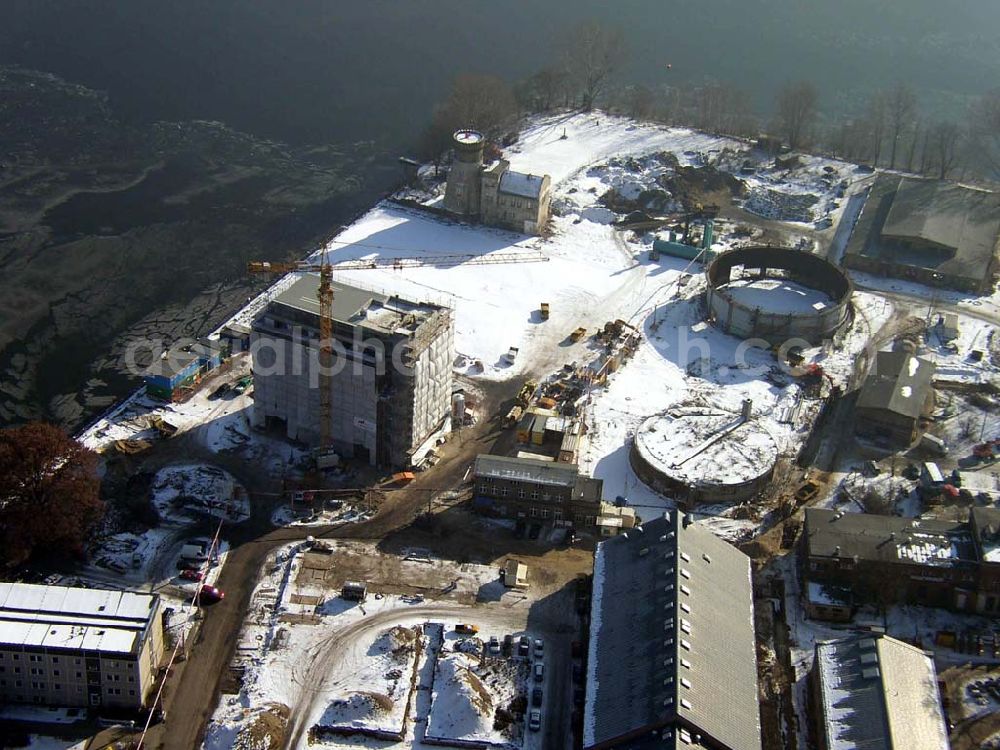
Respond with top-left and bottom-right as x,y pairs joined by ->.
540,302 -> 550,320
570,327 -> 587,342
506,347 -> 519,363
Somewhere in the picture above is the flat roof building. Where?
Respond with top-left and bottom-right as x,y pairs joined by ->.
584,511 -> 760,750
809,633 -> 948,750
472,454 -> 615,531
844,175 -> 1000,294
0,583 -> 165,710
251,273 -> 454,468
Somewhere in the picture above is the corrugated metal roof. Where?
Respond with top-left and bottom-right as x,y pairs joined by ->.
0,583 -> 158,655
584,511 -> 760,750
814,634 -> 948,750
473,454 -> 579,488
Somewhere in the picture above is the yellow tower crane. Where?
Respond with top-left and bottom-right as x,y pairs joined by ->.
248,248 -> 548,451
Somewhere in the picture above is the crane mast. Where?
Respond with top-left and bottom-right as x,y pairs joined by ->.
247,247 -> 549,454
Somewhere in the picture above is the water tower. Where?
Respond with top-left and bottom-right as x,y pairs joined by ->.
443,129 -> 484,218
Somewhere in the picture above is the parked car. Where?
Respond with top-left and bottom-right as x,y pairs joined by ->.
533,638 -> 544,659
179,568 -> 204,582
532,688 -> 543,707
456,623 -> 479,635
503,634 -> 513,655
487,636 -> 501,656
533,663 -> 544,683
196,585 -> 225,605
528,709 -> 542,732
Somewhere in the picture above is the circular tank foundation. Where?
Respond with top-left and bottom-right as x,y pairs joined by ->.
705,246 -> 852,346
630,404 -> 778,505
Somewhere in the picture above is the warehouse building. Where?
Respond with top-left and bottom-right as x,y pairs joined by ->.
0,583 -> 165,710
443,129 -> 552,235
251,274 -> 454,468
809,633 -> 948,750
854,348 -> 935,447
844,175 -> 1000,294
584,511 -> 761,750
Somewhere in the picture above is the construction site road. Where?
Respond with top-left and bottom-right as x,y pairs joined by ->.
140,377 -> 523,750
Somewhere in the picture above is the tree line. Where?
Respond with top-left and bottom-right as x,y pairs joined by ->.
420,20 -> 1000,184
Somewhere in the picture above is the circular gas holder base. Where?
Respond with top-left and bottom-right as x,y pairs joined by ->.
705,246 -> 852,347
630,405 -> 778,505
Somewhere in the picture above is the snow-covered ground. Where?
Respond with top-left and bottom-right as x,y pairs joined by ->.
204,541 -> 535,750
425,648 -> 525,749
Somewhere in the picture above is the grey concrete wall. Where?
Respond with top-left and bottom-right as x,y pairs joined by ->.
706,288 -> 850,346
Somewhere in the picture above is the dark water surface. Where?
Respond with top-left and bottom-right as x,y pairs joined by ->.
4,0 -> 999,149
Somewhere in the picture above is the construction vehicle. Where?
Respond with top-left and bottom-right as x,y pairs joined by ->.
248,248 -> 548,451
506,346 -> 519,363
515,380 -> 537,408
570,327 -> 587,342
503,405 -> 524,428
149,415 -> 178,438
540,302 -> 550,320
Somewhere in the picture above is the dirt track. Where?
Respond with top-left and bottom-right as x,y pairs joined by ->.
140,377 -> 521,750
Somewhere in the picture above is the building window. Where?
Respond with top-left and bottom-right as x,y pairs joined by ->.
530,507 -> 538,517
53,670 -> 60,677
500,487 -> 508,498
517,488 -> 526,499
530,490 -> 539,501
76,672 -> 82,679
540,508 -> 551,519
54,683 -> 61,690
51,657 -> 59,664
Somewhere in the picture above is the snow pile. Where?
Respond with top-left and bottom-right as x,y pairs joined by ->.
152,464 -> 249,523
426,650 -> 523,748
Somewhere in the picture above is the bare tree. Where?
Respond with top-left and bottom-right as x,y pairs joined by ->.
970,89 -> 1000,180
775,81 -> 818,151
905,119 -> 922,172
865,91 -> 887,166
886,83 -> 917,170
419,73 -> 518,168
562,20 -> 627,111
929,120 -> 961,179
516,67 -> 572,113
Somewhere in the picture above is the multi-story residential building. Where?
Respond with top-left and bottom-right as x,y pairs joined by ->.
0,583 -> 165,710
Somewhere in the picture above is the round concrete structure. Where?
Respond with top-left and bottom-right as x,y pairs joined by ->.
630,404 -> 778,505
452,129 -> 485,161
705,246 -> 852,346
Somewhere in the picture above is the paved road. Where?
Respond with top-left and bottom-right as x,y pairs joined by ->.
140,377 -> 520,750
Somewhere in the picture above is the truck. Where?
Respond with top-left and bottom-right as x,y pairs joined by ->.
540,302 -> 550,320
506,347 -> 519,363
570,327 -> 587,342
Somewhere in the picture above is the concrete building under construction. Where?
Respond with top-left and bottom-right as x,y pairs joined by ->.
250,274 -> 454,468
